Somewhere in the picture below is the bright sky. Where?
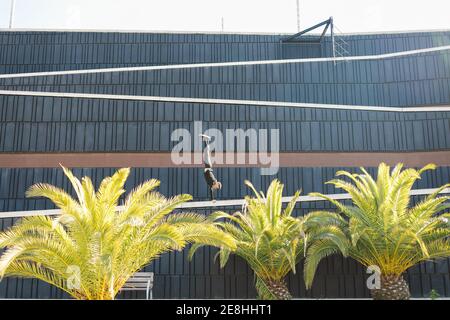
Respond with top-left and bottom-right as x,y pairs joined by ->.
0,0 -> 449,33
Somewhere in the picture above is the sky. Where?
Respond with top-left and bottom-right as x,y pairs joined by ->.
0,0 -> 449,34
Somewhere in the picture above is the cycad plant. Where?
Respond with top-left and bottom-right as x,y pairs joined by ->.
191,179 -> 344,300
304,163 -> 450,300
0,166 -> 236,300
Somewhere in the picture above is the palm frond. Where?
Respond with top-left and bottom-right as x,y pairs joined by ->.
208,179 -> 312,299
0,167 -> 235,300
304,163 -> 450,289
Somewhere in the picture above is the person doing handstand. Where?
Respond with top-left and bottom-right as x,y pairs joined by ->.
200,134 -> 222,202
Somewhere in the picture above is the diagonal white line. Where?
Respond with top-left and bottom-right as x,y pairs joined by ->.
0,188 -> 448,218
0,45 -> 449,79
1,89 -> 450,113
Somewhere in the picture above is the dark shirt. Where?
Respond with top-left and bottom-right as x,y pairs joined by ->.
204,168 -> 217,188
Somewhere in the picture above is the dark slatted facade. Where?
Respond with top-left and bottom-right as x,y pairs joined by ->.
0,96 -> 450,153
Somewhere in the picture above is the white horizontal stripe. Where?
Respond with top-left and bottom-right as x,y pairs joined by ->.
1,188 -> 448,219
0,45 -> 449,79
1,27 -> 449,36
1,90 -> 449,113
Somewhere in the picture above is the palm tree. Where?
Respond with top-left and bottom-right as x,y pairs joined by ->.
0,166 -> 236,300
190,179 -> 345,300
304,163 -> 450,300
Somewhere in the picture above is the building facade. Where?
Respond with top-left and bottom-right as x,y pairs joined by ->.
0,28 -> 449,298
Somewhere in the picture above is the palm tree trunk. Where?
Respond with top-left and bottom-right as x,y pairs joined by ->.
256,277 -> 292,300
370,274 -> 411,300
267,279 -> 292,300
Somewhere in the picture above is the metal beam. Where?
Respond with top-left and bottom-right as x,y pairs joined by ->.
8,0 -> 16,29
331,16 -> 336,61
281,17 -> 332,42
1,188 -> 449,219
320,22 -> 330,39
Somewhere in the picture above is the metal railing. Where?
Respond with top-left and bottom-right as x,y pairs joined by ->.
1,187 -> 448,219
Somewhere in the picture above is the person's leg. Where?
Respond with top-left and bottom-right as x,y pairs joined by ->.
201,134 -> 217,202
203,139 -> 213,169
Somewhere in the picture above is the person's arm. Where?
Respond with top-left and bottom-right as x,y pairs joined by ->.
209,187 -> 215,201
